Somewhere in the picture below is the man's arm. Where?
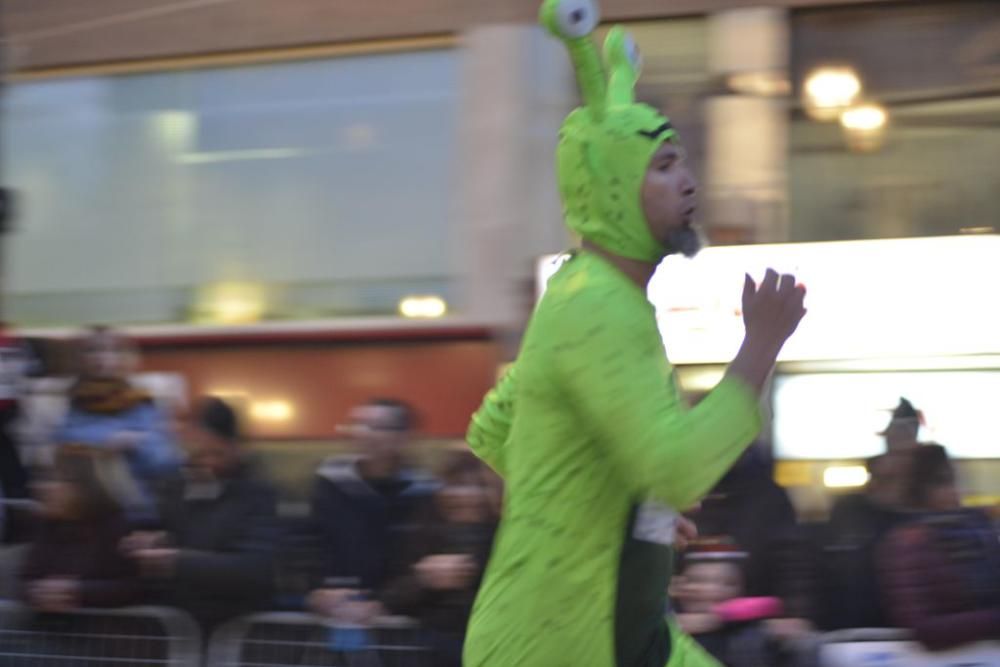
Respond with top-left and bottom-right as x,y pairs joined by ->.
466,366 -> 517,477
553,270 -> 802,510
555,296 -> 759,509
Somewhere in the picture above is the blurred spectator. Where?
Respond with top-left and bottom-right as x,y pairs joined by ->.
122,397 -> 278,632
56,327 -> 179,523
0,327 -> 36,543
819,474 -> 898,629
308,399 -> 435,599
830,398 -> 922,527
378,449 -> 498,666
20,447 -> 141,612
820,398 -> 919,629
869,397 -> 923,508
0,327 -> 31,503
672,544 -> 787,667
878,444 -> 1000,650
10,339 -> 71,472
694,443 -> 815,619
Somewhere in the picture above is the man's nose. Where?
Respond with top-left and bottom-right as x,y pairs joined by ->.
681,169 -> 698,197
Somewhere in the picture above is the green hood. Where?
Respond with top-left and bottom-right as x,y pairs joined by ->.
542,0 -> 678,263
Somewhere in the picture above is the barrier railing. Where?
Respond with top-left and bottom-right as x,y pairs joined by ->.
29,603 -> 999,667
206,612 -> 432,667
820,628 -> 1000,667
0,600 -> 202,666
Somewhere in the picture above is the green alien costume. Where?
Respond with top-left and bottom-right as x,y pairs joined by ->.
462,1 -> 763,666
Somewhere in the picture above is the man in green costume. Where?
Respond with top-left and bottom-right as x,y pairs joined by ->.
462,1 -> 808,665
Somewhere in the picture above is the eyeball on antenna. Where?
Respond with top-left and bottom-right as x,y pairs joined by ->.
604,26 -> 641,74
622,33 -> 642,71
542,0 -> 600,40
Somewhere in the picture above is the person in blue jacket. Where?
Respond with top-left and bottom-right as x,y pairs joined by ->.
56,326 -> 179,523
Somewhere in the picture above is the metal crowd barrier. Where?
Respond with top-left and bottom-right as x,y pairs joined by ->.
0,600 -> 202,666
206,612 -> 432,667
820,628 -> 1000,667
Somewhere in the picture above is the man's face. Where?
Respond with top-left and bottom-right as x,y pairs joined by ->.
640,141 -> 701,258
184,425 -> 238,478
83,333 -> 131,379
884,420 -> 919,453
348,404 -> 408,459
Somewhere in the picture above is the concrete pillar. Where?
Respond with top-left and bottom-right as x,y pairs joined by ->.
704,8 -> 790,244
452,25 -> 572,343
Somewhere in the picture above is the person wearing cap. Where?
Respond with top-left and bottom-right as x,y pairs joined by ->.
461,2 -> 807,665
821,398 -> 924,630
863,397 -> 925,511
880,397 -> 922,454
121,396 -> 278,632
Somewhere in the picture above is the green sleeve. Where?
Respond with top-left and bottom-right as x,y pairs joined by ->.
466,365 -> 517,477
553,286 -> 760,509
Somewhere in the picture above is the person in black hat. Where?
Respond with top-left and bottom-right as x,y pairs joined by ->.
820,397 -> 924,631
879,397 -> 922,454
121,397 -> 278,633
860,397 -> 925,511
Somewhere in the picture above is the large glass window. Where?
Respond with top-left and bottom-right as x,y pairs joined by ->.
774,370 -> 1000,460
3,49 -> 459,326
789,1 -> 1000,242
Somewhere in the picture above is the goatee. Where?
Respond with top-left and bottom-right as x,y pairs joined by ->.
664,225 -> 703,258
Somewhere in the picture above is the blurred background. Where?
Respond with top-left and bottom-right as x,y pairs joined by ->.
0,0 -> 997,665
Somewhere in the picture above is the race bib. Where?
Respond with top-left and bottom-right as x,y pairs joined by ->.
633,500 -> 678,545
